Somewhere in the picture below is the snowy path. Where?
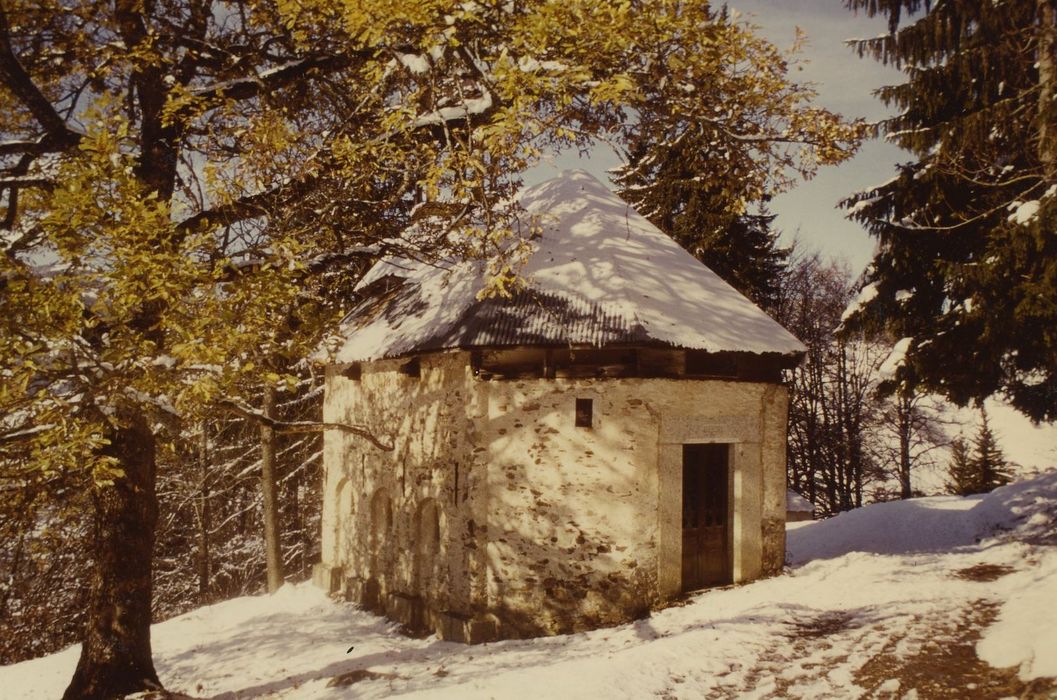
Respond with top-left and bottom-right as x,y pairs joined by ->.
4,472 -> 1056,699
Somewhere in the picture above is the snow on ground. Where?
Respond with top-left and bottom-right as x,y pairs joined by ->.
4,471 -> 1057,699
983,399 -> 1057,475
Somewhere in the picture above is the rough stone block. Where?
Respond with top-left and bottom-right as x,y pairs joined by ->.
385,592 -> 426,630
433,610 -> 499,643
344,575 -> 365,603
312,563 -> 343,594
433,610 -> 470,642
361,577 -> 383,613
466,614 -> 499,643
760,516 -> 786,576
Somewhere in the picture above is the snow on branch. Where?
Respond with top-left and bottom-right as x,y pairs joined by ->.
0,136 -> 64,157
413,91 -> 494,128
188,55 -> 354,103
0,175 -> 54,190
0,423 -> 55,445
218,398 -> 393,451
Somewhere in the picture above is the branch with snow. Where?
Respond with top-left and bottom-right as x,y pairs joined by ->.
413,91 -> 494,129
0,175 -> 54,190
188,54 -> 358,104
218,398 -> 393,451
0,423 -> 55,446
0,136 -> 65,158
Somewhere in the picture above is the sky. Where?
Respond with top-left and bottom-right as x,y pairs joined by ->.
526,3 -> 1057,457
529,0 -> 907,274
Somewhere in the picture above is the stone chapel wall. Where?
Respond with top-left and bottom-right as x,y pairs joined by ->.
317,350 -> 789,640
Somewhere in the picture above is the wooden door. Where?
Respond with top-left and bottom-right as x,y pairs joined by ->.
682,443 -> 732,590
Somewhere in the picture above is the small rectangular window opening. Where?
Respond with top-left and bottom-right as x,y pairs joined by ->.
575,398 -> 593,428
400,356 -> 421,378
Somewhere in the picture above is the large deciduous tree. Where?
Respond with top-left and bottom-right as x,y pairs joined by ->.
0,1 -> 860,696
613,15 -> 860,309
841,0 -> 1057,423
775,250 -> 889,515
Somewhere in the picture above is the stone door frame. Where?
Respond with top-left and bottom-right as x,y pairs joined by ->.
657,414 -> 763,599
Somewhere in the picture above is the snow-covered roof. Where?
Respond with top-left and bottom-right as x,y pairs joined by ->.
787,489 -> 814,514
326,170 -> 806,364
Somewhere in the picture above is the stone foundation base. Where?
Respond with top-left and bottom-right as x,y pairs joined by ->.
433,610 -> 499,644
317,565 -> 499,643
386,592 -> 427,631
312,563 -> 343,594
761,516 -> 787,576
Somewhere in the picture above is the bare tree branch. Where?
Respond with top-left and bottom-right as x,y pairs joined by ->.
0,6 -> 82,150
189,54 -> 357,102
218,398 -> 393,451
175,170 -> 323,233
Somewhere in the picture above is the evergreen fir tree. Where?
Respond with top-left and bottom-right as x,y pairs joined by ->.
946,408 -> 1012,495
611,5 -> 861,313
613,132 -> 789,311
841,0 -> 1057,422
945,436 -> 977,496
972,408 -> 1013,492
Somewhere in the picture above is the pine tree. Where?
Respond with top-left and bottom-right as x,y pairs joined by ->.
971,408 -> 1013,492
612,8 -> 860,311
946,408 -> 1012,495
841,0 -> 1057,423
613,135 -> 790,311
946,436 -> 977,496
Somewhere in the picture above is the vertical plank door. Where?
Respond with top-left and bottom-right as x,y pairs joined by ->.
682,443 -> 732,590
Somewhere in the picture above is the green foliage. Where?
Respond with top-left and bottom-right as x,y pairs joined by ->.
0,0 -> 865,482
946,408 -> 1013,496
946,437 -> 975,496
612,9 -> 863,310
841,0 -> 1057,422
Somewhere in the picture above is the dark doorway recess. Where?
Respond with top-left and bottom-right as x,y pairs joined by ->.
682,443 -> 732,591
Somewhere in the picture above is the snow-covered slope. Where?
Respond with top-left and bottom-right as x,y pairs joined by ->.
5,471 -> 1056,699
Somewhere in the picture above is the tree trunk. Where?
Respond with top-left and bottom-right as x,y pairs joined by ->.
1039,0 -> 1057,177
63,410 -> 161,700
898,394 -> 913,499
197,422 -> 212,603
261,385 -> 284,593
287,451 -> 306,578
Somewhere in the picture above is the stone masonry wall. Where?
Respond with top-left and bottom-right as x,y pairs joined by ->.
476,376 -> 789,634
318,351 -> 789,640
320,352 -> 487,623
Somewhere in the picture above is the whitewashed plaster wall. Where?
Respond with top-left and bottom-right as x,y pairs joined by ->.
320,350 -> 788,638
475,375 -> 788,634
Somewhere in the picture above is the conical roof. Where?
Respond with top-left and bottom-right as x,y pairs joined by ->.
326,170 -> 805,364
